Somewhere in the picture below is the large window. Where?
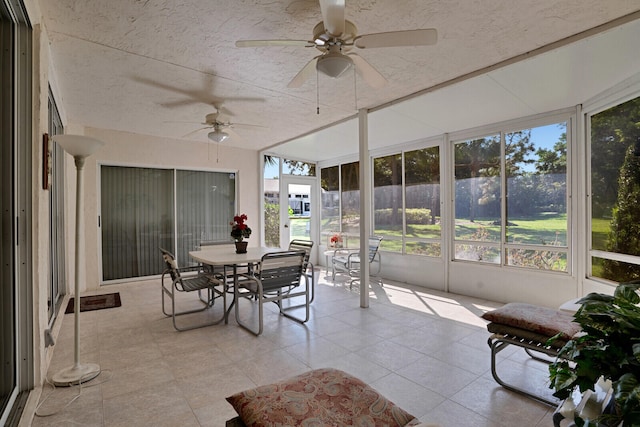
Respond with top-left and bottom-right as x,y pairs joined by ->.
101,166 -> 236,281
373,147 -> 441,255
320,165 -> 340,245
454,121 -> 568,271
454,134 -> 502,263
264,156 -> 280,248
341,162 -> 360,244
318,162 -> 361,247
590,95 -> 640,282
405,147 -> 441,256
374,154 -> 402,252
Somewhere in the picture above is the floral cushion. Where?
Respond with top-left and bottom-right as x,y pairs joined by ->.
482,302 -> 581,341
226,368 -> 418,426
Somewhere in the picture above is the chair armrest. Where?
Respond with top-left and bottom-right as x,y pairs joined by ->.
331,248 -> 359,258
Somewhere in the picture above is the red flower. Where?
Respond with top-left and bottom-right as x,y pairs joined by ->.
231,214 -> 252,242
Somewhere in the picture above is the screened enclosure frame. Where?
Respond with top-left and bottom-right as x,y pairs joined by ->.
448,109 -> 575,273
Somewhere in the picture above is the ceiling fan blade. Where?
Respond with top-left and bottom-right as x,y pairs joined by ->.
182,126 -> 211,138
347,53 -> 387,89
236,39 -> 312,47
225,128 -> 243,142
319,0 -> 345,36
287,56 -> 321,88
354,28 -> 437,49
160,99 -> 201,108
232,122 -> 270,129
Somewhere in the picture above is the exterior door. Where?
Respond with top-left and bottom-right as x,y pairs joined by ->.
279,176 -> 316,251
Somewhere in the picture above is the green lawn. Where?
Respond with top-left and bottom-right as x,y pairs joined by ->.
289,217 -> 310,241
591,217 -> 610,251
454,213 -> 568,246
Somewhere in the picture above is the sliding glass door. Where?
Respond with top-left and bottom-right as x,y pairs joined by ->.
100,166 -> 236,281
1,0 -> 32,422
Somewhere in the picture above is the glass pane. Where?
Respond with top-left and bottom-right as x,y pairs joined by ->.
321,166 -> 340,244
505,124 -> 567,246
590,96 -> 640,282
454,244 -> 500,264
282,158 -> 315,176
373,154 -> 402,238
454,135 -> 501,244
341,161 -> 360,238
287,183 -> 312,243
591,256 -> 640,282
264,156 -> 280,248
405,147 -> 441,239
406,241 -> 441,257
507,248 -> 567,272
101,166 -> 174,280
176,170 -> 236,265
379,238 -> 402,253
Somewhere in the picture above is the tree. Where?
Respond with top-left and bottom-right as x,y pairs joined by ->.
535,133 -> 567,174
373,155 -> 402,228
454,136 -> 502,221
590,97 -> 640,218
602,140 -> 640,281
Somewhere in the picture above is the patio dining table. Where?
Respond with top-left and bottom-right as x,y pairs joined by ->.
189,245 -> 275,323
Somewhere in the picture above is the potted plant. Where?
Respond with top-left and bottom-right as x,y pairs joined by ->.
329,233 -> 343,248
230,214 -> 252,253
549,280 -> 640,426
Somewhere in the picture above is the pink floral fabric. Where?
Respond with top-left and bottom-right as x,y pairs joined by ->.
482,302 -> 581,340
226,368 -> 417,426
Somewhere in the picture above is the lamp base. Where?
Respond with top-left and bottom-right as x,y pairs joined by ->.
51,363 -> 101,387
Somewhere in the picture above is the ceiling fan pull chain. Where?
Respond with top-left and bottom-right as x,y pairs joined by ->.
353,66 -> 358,110
316,69 -> 320,115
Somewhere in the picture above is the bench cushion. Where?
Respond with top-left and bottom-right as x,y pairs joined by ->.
226,368 -> 418,426
482,302 -> 581,341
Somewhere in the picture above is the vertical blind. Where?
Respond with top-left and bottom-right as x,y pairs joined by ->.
101,166 -> 235,281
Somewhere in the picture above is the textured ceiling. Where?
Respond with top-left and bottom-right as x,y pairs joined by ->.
38,1 -> 640,161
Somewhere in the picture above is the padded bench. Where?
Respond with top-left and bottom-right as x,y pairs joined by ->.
481,302 -> 582,405
225,368 -> 429,426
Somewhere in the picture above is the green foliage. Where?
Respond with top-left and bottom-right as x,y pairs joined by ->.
264,203 -> 279,247
549,281 -> 640,426
536,133 -> 567,174
602,144 -> 640,282
375,208 -> 432,225
590,97 -> 640,218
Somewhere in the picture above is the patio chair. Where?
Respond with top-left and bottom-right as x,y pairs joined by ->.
288,239 -> 316,303
160,247 -> 226,331
331,236 -> 383,288
234,250 -> 309,335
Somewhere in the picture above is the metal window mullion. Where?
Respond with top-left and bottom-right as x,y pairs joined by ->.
500,131 -> 507,267
401,150 -> 407,254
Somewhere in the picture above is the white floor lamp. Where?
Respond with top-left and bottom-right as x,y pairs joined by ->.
51,135 -> 105,387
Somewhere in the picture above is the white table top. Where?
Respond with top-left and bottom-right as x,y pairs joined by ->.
189,245 -> 275,266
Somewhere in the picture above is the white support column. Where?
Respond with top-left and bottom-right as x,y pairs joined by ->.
358,109 -> 370,308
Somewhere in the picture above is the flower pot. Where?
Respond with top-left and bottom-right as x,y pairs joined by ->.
235,241 -> 248,254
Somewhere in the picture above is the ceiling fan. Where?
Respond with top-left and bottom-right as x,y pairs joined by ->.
235,0 -> 437,89
183,110 -> 266,143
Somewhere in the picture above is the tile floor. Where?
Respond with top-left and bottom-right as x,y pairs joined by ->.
30,268 -> 561,426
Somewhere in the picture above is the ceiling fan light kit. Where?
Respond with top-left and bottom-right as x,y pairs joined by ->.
316,52 -> 353,78
208,130 -> 229,143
